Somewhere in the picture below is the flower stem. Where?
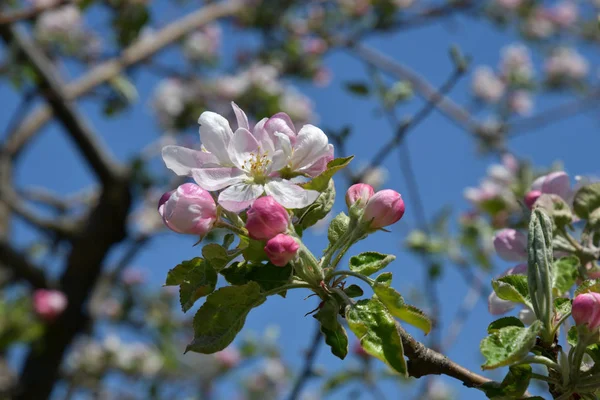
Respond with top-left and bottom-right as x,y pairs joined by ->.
215,220 -> 247,236
516,355 -> 560,371
327,270 -> 375,286
530,373 -> 561,386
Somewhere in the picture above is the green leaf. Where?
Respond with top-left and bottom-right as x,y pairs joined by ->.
575,279 -> 600,296
375,272 -> 393,287
327,212 -> 350,248
221,262 -> 292,296
373,284 -> 432,335
487,317 -> 524,334
480,321 -> 541,369
296,179 -> 336,230
345,299 -> 407,375
202,243 -> 231,271
314,299 -> 348,359
567,325 -> 578,347
113,4 -> 150,46
349,252 -> 396,276
186,282 -> 265,354
552,256 -> 579,295
344,284 -> 364,298
165,258 -> 218,312
345,82 -> 370,96
554,297 -> 572,321
242,238 -> 268,263
479,364 -> 532,399
302,156 -> 354,192
573,183 -> 600,219
492,275 -> 530,305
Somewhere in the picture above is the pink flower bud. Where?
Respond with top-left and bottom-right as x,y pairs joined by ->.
245,196 -> 290,240
158,183 -> 217,236
346,183 -> 374,208
264,234 -> 299,267
493,229 -> 528,261
362,189 -> 405,229
524,190 -> 542,209
572,292 -> 600,330
33,289 -> 67,321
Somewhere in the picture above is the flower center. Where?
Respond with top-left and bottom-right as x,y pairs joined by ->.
243,149 -> 271,178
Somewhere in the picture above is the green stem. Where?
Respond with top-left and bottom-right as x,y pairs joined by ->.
321,228 -> 353,268
215,220 -> 247,236
331,287 -> 354,306
263,283 -> 313,298
551,311 -> 573,338
516,355 -> 560,371
327,270 -> 375,286
530,373 -> 561,386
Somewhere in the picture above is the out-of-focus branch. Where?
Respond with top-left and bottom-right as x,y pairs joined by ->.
4,0 -> 244,159
0,25 -> 124,185
349,42 -> 482,135
0,186 -> 76,238
0,240 -> 49,289
286,321 -> 322,400
0,0 -> 72,26
19,186 -> 98,213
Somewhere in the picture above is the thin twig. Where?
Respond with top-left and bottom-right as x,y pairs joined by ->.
287,321 -> 322,400
0,0 -> 72,26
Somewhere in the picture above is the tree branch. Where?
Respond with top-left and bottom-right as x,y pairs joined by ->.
0,240 -> 49,289
287,321 -> 322,400
0,0 -> 72,26
399,323 -> 489,388
0,25 -> 124,185
4,0 -> 244,159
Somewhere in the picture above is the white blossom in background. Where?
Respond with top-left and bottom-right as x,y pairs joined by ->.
499,44 -> 534,81
35,5 -> 84,41
427,378 -> 454,400
494,0 -> 521,10
464,154 -> 520,210
472,67 -> 505,103
151,79 -> 191,128
508,90 -> 533,115
132,190 -> 167,235
280,87 -> 315,123
360,165 -> 388,190
545,47 -> 589,81
524,9 -> 555,39
549,1 -> 578,27
394,0 -> 415,9
183,24 -> 221,62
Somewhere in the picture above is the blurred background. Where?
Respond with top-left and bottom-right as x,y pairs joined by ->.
1,0 -> 600,398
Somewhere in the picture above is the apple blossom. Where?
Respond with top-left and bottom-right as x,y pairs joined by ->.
509,90 -> 533,116
524,190 -> 542,209
345,183 -> 374,208
545,48 -> 588,82
494,0 -> 521,10
162,103 -> 332,211
183,24 -> 221,61
548,2 -> 577,27
493,229 -> 527,261
362,189 -> 405,229
157,183 -> 217,236
471,67 -> 505,103
572,293 -> 600,330
245,196 -> 290,240
214,347 -> 241,369
34,289 -> 68,321
264,234 -> 300,267
531,171 -> 571,202
500,44 -> 534,81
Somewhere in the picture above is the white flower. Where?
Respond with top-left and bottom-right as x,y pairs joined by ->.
472,67 -> 505,103
500,44 -> 534,80
162,103 -> 333,211
545,47 -> 589,81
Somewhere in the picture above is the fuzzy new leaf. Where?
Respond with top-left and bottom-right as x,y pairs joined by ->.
480,321 -> 541,369
349,252 -> 396,276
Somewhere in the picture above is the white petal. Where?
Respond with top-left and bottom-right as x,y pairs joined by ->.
228,128 -> 260,170
198,111 -> 234,165
254,118 -> 275,154
218,183 -> 263,212
192,167 -> 246,191
274,132 -> 292,158
231,102 -> 250,130
265,180 -> 319,209
265,112 -> 296,141
269,149 -> 288,173
290,125 -> 330,171
161,145 -> 218,176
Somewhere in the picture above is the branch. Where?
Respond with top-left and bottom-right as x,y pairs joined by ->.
0,0 -> 72,26
287,321 -> 322,400
4,0 -> 244,158
0,240 -> 49,289
0,25 -> 124,185
399,323 -> 489,388
348,42 -> 482,135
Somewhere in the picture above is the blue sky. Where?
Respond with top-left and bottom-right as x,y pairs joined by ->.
2,3 -> 600,399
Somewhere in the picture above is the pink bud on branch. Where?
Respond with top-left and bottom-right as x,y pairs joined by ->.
33,289 -> 67,321
346,183 -> 374,208
572,293 -> 600,330
264,234 -> 299,267
362,189 -> 405,229
245,196 -> 290,240
158,183 -> 217,236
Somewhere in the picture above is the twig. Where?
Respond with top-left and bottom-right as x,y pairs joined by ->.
0,25 -> 124,185
287,321 -> 322,400
0,240 -> 49,289
4,0 -> 244,159
0,0 -> 72,26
